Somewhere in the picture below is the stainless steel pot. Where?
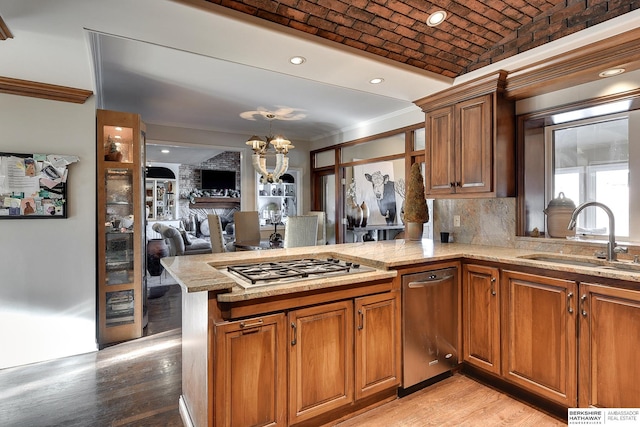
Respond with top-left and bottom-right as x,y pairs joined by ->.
544,192 -> 576,238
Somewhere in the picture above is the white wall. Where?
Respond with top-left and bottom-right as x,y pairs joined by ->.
0,93 -> 97,369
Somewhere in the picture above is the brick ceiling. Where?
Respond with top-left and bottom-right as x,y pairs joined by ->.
205,0 -> 638,78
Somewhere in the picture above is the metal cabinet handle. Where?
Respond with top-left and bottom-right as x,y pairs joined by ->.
291,322 -> 297,346
449,182 -> 455,188
567,292 -> 574,314
408,275 -> 454,288
239,319 -> 263,329
490,277 -> 497,296
358,309 -> 364,330
580,294 -> 588,317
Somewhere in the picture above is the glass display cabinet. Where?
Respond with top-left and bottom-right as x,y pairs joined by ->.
97,109 -> 147,346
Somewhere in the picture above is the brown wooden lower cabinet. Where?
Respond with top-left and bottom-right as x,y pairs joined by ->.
289,301 -> 354,424
211,290 -> 400,426
214,313 -> 287,427
355,292 -> 401,400
462,264 -> 501,375
464,265 -> 640,410
578,283 -> 640,408
501,270 -> 577,407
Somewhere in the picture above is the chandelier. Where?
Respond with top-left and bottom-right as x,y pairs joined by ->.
246,114 -> 294,183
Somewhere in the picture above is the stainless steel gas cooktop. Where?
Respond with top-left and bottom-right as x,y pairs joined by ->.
224,257 -> 375,288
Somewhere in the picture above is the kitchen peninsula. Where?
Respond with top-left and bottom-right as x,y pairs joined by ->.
163,240 -> 640,427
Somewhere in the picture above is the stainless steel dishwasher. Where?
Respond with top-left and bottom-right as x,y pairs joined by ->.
402,267 -> 458,388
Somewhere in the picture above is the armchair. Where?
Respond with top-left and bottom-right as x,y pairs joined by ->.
151,223 -> 211,256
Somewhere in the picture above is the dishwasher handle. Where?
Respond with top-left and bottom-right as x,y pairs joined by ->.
407,274 -> 454,288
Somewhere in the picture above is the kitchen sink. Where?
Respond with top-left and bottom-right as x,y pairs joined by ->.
518,254 -> 640,273
601,262 -> 640,272
517,254 -> 608,268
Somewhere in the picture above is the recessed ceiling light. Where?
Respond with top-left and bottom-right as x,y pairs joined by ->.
427,10 -> 447,27
161,149 -> 170,154
115,127 -> 122,131
599,68 -> 625,78
290,56 -> 306,65
370,78 -> 384,84
114,135 -> 121,139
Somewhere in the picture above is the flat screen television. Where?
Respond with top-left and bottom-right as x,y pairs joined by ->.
200,169 -> 236,190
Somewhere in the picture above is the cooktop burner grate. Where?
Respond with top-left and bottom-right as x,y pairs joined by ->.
227,258 -> 353,284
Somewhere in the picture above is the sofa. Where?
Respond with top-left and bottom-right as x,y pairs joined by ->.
151,222 -> 212,256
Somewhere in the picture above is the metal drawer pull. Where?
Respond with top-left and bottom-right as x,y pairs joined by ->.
567,292 -> 574,314
491,277 -> 497,296
580,294 -> 588,317
358,309 -> 364,330
239,319 -> 263,329
291,322 -> 297,346
408,275 -> 454,288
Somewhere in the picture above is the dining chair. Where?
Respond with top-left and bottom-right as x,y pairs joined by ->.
284,215 -> 319,248
308,211 -> 326,246
207,214 -> 226,253
233,211 -> 261,246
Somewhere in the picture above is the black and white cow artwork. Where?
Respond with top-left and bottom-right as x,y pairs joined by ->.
365,171 -> 397,225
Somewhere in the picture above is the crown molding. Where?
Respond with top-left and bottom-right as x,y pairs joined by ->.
505,27 -> 640,100
0,15 -> 13,40
0,77 -> 93,104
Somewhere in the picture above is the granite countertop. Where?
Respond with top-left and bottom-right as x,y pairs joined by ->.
161,240 -> 640,300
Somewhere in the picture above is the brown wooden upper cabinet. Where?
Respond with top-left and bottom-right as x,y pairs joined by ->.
415,71 -> 515,198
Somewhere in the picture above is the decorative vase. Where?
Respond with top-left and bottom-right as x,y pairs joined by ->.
346,201 -> 357,229
405,222 -> 424,240
360,201 -> 369,227
355,204 -> 363,228
147,239 -> 169,276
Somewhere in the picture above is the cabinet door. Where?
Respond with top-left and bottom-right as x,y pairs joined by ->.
289,301 -> 354,424
355,292 -> 401,400
462,264 -> 500,374
214,313 -> 287,427
425,105 -> 456,194
455,94 -> 492,194
579,283 -> 640,408
501,270 -> 577,407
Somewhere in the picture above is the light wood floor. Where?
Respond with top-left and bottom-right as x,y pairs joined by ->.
337,375 -> 565,426
0,284 -> 566,427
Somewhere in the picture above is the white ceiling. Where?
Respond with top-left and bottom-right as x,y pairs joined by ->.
2,1 -> 640,165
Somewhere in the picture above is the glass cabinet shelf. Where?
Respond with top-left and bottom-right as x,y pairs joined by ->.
105,290 -> 135,326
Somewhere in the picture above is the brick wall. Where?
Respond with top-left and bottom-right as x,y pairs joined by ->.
206,0 -> 639,77
178,151 -> 240,192
468,0 -> 640,73
177,151 -> 241,216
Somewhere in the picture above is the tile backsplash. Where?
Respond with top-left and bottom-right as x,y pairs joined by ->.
432,197 -> 639,258
433,198 -> 516,247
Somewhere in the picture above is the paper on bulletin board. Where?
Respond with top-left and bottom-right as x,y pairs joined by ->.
6,156 -> 41,196
0,153 -> 79,218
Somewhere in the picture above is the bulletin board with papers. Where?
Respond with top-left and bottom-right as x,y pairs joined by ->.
0,152 -> 79,219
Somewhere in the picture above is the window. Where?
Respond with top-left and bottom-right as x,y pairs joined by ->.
546,114 -> 629,237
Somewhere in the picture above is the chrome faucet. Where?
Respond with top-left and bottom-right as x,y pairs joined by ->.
567,201 -> 627,261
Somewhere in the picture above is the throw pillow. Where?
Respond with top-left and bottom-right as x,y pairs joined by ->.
199,218 -> 210,237
179,228 -> 192,246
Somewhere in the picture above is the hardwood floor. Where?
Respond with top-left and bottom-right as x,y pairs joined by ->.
0,284 -> 565,427
0,285 -> 183,427
337,375 -> 566,427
